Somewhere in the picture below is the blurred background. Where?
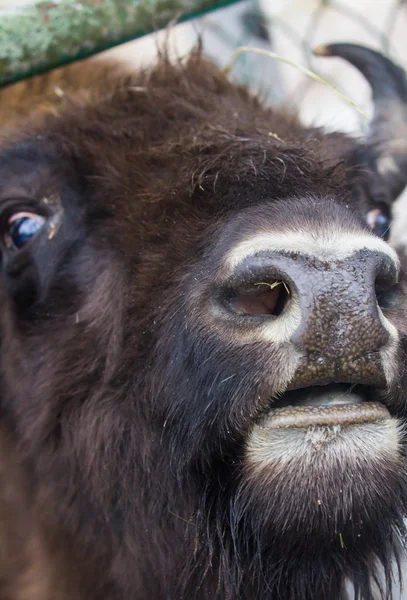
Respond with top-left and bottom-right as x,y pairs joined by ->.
1,0 -> 407,247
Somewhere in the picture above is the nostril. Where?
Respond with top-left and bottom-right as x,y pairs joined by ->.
227,280 -> 291,317
374,255 -> 399,296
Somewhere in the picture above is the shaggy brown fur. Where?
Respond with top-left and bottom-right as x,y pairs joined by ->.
0,47 -> 406,600
0,57 -> 135,129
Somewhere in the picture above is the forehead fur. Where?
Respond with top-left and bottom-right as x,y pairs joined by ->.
0,51 -> 356,220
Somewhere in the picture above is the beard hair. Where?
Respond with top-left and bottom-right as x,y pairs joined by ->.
183,420 -> 407,600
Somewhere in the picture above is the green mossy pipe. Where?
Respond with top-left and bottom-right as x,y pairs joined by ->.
0,0 -> 242,87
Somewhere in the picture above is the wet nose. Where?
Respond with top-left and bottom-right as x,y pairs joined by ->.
221,248 -> 398,387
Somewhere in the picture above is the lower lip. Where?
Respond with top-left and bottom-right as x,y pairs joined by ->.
259,402 -> 390,429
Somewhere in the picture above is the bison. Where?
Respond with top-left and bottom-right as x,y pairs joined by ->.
0,42 -> 406,600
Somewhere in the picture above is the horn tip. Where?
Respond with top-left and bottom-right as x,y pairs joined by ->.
313,44 -> 332,57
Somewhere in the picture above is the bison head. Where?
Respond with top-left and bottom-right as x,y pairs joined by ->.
0,44 -> 407,600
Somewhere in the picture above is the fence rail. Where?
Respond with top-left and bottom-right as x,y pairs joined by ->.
0,0 -> 242,87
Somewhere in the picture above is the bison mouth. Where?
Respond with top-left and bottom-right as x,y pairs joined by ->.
258,384 -> 390,429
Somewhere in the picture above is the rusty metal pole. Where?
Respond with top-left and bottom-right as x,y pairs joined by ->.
0,0 -> 242,87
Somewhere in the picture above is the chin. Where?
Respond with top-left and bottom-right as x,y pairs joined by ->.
219,383 -> 407,599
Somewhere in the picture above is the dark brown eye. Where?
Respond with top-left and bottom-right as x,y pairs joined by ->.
4,212 -> 45,249
366,208 -> 390,240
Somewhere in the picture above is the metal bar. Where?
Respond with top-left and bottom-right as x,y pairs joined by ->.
0,0 -> 243,87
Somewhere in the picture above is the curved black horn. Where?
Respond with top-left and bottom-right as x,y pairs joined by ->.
314,43 -> 407,203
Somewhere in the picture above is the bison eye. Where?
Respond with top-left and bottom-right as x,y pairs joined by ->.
228,281 -> 291,317
5,212 -> 45,249
366,208 -> 390,240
